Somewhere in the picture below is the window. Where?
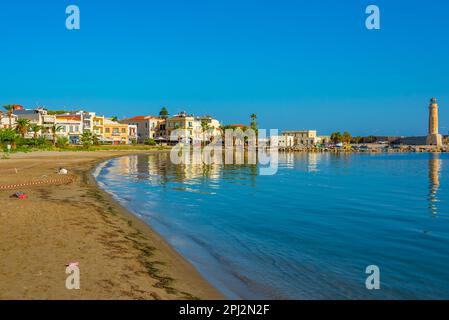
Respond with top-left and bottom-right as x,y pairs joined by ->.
113,128 -> 119,134
121,128 -> 126,133
69,126 -> 73,133
106,128 -> 110,133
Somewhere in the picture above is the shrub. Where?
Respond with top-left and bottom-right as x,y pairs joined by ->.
144,138 -> 156,146
56,136 -> 69,148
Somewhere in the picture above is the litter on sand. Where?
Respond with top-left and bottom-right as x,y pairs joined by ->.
66,262 -> 79,268
11,192 -> 28,199
58,168 -> 68,175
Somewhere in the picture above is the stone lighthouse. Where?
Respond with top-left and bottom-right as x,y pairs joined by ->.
426,98 -> 443,147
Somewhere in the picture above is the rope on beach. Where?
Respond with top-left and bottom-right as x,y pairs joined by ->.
0,174 -> 77,191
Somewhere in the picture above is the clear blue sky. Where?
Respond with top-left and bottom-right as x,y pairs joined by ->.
1,0 -> 448,136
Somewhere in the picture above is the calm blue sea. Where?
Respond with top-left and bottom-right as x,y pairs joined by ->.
94,152 -> 449,299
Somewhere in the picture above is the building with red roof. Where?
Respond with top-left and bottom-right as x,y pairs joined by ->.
120,115 -> 163,143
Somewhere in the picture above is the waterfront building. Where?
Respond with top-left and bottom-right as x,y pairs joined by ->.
103,119 -> 129,144
0,112 -> 17,129
317,136 -> 331,144
165,112 -> 221,143
13,108 -> 56,138
282,130 -> 319,146
166,112 -> 199,143
82,111 -> 97,134
426,98 -> 443,147
55,114 -> 83,144
127,124 -> 138,143
80,111 -> 109,141
120,116 -> 163,143
92,114 -> 105,140
276,135 -> 295,147
195,116 -> 222,138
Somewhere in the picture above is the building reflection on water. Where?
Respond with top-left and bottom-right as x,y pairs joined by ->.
110,152 -> 328,187
428,153 -> 442,215
111,152 -> 261,186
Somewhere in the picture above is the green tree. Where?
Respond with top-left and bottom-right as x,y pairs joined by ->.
352,136 -> 362,144
250,113 -> 257,130
2,105 -> 16,127
15,118 -> 30,138
80,131 -> 94,148
342,131 -> 352,144
0,128 -> 19,149
111,116 -> 118,122
50,124 -> 63,146
92,134 -> 100,146
159,107 -> 169,119
330,131 -> 342,144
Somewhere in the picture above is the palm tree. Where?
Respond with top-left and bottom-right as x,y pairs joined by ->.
15,118 -> 30,138
2,105 -> 15,127
50,124 -> 63,145
342,131 -> 352,145
250,113 -> 258,133
80,131 -> 93,148
92,134 -> 100,146
331,132 -> 342,144
30,124 -> 43,139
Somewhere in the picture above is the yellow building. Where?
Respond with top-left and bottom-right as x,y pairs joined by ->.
103,119 -> 129,144
93,115 -> 105,138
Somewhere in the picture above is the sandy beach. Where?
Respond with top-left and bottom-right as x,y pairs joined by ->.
0,150 -> 223,300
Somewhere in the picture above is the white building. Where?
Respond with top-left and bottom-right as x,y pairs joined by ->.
276,135 -> 295,147
0,112 -> 17,129
55,114 -> 83,144
13,108 -> 56,138
120,116 -> 163,143
282,130 -> 319,146
195,116 -> 222,141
